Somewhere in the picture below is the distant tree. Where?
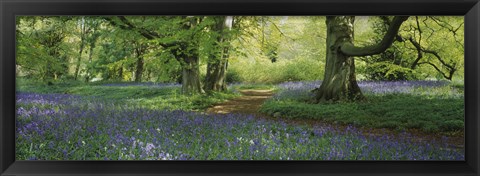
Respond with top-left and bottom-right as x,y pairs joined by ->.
67,17 -> 103,82
84,25 -> 102,82
94,37 -> 132,81
16,17 -> 71,83
73,17 -> 87,80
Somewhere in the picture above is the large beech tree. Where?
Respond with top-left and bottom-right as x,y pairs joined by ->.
313,16 -> 409,103
204,16 -> 234,92
105,16 -> 205,94
177,16 -> 205,94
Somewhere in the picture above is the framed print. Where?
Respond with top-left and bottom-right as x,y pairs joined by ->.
1,0 -> 479,175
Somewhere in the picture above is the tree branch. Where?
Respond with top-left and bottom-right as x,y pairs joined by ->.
341,16 -> 409,57
117,16 -> 160,40
407,36 -> 456,80
418,61 -> 453,80
408,37 -> 423,69
421,49 -> 456,71
266,18 -> 296,41
103,16 -> 180,48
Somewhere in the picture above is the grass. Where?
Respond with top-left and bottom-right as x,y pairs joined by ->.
16,92 -> 463,160
17,78 -> 240,111
228,83 -> 277,91
261,94 -> 463,134
15,78 -> 465,160
260,81 -> 464,135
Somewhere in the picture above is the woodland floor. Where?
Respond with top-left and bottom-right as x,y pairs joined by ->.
206,89 -> 464,149
206,89 -> 274,115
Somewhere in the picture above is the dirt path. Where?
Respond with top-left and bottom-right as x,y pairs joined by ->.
206,89 -> 274,115
206,89 -> 464,149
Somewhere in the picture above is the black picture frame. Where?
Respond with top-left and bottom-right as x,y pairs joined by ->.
1,0 -> 479,175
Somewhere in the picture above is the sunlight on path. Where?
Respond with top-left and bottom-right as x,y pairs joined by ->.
206,89 -> 274,114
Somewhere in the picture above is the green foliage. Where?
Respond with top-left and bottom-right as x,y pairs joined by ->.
260,88 -> 464,135
227,16 -> 326,84
17,16 -> 463,84
14,16 -> 466,160
229,83 -> 277,90
356,16 -> 464,81
359,61 -> 417,81
16,16 -> 73,81
17,79 -> 240,111
16,94 -> 463,160
230,57 -> 323,84
356,17 -> 416,81
225,69 -> 242,83
16,16 -> 463,94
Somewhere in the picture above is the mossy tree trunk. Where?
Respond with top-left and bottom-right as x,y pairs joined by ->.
205,59 -> 228,92
204,16 -> 233,92
134,43 -> 147,82
181,55 -> 205,94
180,17 -> 205,94
313,16 -> 408,103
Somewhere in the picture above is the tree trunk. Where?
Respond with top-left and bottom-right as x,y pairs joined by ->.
313,16 -> 408,103
313,16 -> 363,102
44,48 -> 60,82
44,61 -> 55,82
134,46 -> 145,82
179,16 -> 205,94
84,43 -> 95,82
85,33 -> 99,82
181,56 -> 205,94
74,18 -> 86,80
134,56 -> 144,82
145,68 -> 151,82
118,64 -> 123,80
74,40 -> 85,80
205,59 -> 228,92
204,16 -> 233,92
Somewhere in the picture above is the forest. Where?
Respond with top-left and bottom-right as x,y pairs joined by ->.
16,16 -> 464,160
